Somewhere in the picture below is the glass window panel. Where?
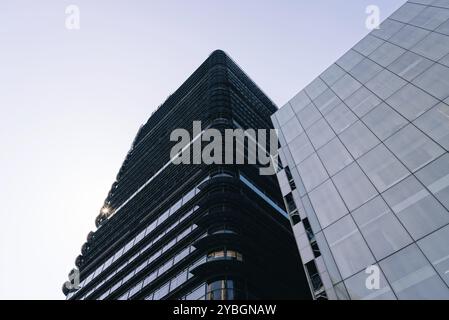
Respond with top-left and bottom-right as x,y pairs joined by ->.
388,51 -> 434,82
291,166 -> 307,197
410,6 -> 449,30
149,249 -> 162,264
418,224 -> 449,286
336,49 -> 364,71
288,133 -> 315,165
282,116 -> 303,143
104,256 -> 114,272
170,198 -> 182,216
128,252 -> 139,264
387,83 -> 438,121
177,227 -> 191,241
441,53 -> 449,67
414,102 -> 449,151
282,145 -> 295,168
353,35 -> 384,56
358,144 -> 410,192
277,169 -> 291,196
320,64 -> 345,86
390,24 -> 430,49
383,175 -> 449,240
366,69 -> 407,100
153,230 -> 164,243
278,147 -> 287,167
174,269 -> 189,290
306,118 -> 336,150
385,124 -> 445,172
124,238 -> 135,253
362,103 -> 408,141
344,86 -> 381,117
334,282 -> 350,300
415,152 -> 449,210
158,282 -> 170,299
344,265 -> 396,300
413,63 -> 449,100
110,279 -> 123,295
313,89 -> 341,115
412,32 -> 449,61
145,219 -> 158,235
158,209 -> 170,224
122,269 -> 135,284
301,194 -> 322,232
297,103 -> 322,129
349,58 -> 383,84
317,137 -> 354,176
116,261 -> 127,273
297,154 -> 329,192
135,229 -> 146,244
174,247 -> 190,265
136,260 -> 148,274
332,162 -> 378,211
163,238 -> 177,253
437,17 -> 449,35
390,3 -> 426,23
339,121 -> 380,159
118,290 -> 130,300
143,271 -> 157,288
182,188 -> 196,205
276,127 -> 287,147
271,113 -> 280,130
352,196 -> 412,260
324,215 -> 375,279
290,90 -> 311,114
299,244 -> 314,264
380,244 -> 449,299
275,103 -> 294,126
433,0 -> 449,9
129,281 -> 143,298
331,74 -> 362,100
305,77 -> 327,100
371,19 -> 404,40
186,284 -> 206,300
326,102 -> 357,134
369,42 -> 405,67
93,264 -> 103,279
309,179 -> 348,228
315,231 -> 342,284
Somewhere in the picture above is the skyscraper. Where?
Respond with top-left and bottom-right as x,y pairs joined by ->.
272,0 -> 449,299
63,50 -> 310,300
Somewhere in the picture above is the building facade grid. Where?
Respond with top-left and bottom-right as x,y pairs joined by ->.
273,0 -> 449,300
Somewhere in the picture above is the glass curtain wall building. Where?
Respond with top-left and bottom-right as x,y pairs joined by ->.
63,50 -> 310,300
272,0 -> 449,300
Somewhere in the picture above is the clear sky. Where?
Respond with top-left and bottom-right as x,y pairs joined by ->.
0,0 -> 406,299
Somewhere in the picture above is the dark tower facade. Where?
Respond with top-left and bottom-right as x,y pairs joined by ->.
63,50 -> 310,300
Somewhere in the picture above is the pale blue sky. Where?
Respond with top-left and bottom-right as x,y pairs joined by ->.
0,0 -> 406,299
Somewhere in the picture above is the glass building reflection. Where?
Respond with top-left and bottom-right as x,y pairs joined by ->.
272,0 -> 449,300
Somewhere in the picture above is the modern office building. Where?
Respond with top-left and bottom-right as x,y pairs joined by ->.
62,50 -> 310,300
272,0 -> 449,300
